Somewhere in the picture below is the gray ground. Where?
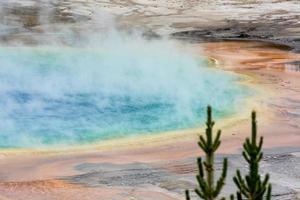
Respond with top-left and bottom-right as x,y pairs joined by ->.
0,0 -> 300,50
63,147 -> 300,199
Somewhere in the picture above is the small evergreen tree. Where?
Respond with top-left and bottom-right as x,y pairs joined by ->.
233,111 -> 272,200
185,106 -> 228,200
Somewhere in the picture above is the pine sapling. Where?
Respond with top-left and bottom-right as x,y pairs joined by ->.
233,111 -> 272,200
185,106 -> 228,200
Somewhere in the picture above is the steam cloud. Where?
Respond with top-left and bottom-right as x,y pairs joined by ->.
0,6 -> 250,148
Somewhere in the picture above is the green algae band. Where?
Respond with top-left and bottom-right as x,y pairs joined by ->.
0,42 -> 250,148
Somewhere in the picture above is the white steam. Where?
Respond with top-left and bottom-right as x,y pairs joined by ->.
0,7 -> 250,148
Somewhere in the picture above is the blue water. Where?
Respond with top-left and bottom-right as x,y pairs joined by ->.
0,41 -> 251,148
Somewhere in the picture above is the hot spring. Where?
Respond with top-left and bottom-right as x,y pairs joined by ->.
0,38 -> 251,148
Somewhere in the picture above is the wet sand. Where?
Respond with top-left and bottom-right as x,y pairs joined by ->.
0,40 -> 299,200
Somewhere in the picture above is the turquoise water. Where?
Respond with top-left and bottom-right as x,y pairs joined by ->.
0,41 -> 250,148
